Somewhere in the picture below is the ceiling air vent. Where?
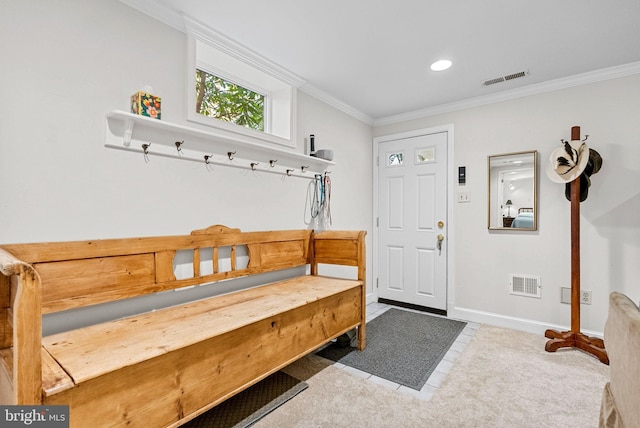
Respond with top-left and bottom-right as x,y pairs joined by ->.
504,71 -> 527,81
483,77 -> 506,86
483,70 -> 529,86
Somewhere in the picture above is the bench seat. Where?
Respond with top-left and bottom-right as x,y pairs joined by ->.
42,275 -> 362,394
0,226 -> 367,427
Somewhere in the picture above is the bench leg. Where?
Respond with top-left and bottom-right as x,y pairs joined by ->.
357,324 -> 366,350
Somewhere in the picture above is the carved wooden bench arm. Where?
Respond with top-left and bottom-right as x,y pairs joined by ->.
0,248 -> 43,404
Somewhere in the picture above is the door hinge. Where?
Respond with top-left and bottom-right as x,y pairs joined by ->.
376,217 -> 379,227
376,278 -> 379,288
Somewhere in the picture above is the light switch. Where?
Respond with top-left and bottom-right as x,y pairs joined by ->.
457,191 -> 470,203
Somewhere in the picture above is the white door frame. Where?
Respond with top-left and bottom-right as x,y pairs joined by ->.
372,124 -> 455,313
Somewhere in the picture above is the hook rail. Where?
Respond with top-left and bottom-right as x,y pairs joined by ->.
106,143 -> 322,179
106,110 -> 332,179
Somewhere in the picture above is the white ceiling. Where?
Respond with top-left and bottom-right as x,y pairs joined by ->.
136,0 -> 640,124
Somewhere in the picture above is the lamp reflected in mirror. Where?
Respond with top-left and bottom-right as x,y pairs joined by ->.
488,151 -> 538,230
505,200 -> 513,216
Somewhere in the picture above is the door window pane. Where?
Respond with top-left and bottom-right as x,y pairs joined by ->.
386,152 -> 404,167
416,147 -> 436,164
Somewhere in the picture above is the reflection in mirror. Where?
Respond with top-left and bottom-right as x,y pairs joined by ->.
488,151 -> 538,230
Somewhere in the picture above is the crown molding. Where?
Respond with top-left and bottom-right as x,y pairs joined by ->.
374,61 -> 640,127
299,84 -> 375,126
183,17 -> 307,89
121,0 -> 306,88
120,0 -> 185,31
120,1 -> 640,129
120,0 -> 373,125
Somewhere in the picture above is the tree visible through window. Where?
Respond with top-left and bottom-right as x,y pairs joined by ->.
195,69 -> 265,131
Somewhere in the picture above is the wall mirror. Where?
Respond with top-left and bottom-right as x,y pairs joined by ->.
488,150 -> 538,230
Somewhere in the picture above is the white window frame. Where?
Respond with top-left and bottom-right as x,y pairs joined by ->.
185,18 -> 300,149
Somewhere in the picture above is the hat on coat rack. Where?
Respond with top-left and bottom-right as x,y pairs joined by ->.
546,138 -> 603,202
546,140 -> 589,184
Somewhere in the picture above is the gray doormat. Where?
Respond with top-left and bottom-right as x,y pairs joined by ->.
317,308 -> 466,390
182,371 -> 308,428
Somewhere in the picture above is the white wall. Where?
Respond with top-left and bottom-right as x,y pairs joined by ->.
375,74 -> 640,333
0,1 -> 374,297
2,0 -> 636,336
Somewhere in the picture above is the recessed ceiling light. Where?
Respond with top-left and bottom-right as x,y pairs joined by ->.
430,59 -> 452,71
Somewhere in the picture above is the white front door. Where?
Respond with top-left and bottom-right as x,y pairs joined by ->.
377,131 -> 448,311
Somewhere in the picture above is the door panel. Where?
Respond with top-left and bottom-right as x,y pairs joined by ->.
387,246 -> 404,291
417,174 -> 436,229
416,248 -> 435,296
378,132 -> 448,311
387,177 -> 404,229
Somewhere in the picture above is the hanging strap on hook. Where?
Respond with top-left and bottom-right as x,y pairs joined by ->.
310,174 -> 325,219
324,172 -> 332,226
307,172 -> 333,228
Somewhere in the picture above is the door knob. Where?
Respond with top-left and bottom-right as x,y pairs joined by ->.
437,234 -> 444,254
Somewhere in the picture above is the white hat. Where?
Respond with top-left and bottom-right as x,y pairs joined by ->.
546,140 -> 590,184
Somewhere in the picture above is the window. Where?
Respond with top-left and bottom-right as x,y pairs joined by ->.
386,152 -> 405,167
195,68 -> 265,132
186,27 -> 300,148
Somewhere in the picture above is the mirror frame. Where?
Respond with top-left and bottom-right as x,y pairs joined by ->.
487,150 -> 538,231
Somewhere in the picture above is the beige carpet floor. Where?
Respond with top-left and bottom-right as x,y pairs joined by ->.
254,324 -> 610,427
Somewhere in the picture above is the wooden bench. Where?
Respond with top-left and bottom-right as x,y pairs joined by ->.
0,225 -> 366,427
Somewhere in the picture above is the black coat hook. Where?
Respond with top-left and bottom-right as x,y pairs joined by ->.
228,151 -> 236,160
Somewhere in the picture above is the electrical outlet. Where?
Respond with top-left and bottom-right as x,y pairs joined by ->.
581,290 -> 592,305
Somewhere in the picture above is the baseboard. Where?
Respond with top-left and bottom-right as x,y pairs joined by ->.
448,305 -> 604,339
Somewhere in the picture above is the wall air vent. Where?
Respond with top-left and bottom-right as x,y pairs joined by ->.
483,70 -> 529,86
509,273 -> 541,298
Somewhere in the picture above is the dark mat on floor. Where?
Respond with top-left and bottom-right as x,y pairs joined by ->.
182,371 -> 308,428
317,308 -> 466,390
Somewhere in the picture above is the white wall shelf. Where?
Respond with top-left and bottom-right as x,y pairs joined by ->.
105,110 -> 334,178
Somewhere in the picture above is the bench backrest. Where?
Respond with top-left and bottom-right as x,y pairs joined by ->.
0,225 -> 365,315
0,225 -> 366,405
